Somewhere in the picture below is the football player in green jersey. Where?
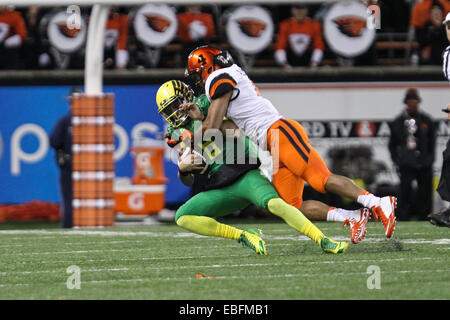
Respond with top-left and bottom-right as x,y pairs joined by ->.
155,80 -> 348,255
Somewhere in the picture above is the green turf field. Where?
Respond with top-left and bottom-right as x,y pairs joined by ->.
0,220 -> 448,300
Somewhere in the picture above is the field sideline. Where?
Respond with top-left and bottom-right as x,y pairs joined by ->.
0,220 -> 448,300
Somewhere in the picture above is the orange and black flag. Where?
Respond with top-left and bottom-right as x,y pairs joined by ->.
209,73 -> 237,100
106,12 -> 129,50
0,8 -> 28,40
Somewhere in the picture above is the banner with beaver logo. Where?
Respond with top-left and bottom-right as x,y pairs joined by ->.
47,10 -> 87,54
225,5 -> 274,55
133,3 -> 177,48
323,0 -> 376,58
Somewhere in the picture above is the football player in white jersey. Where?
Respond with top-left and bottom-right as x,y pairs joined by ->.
183,46 -> 397,242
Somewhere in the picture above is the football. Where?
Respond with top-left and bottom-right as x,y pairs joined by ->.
179,147 -> 209,174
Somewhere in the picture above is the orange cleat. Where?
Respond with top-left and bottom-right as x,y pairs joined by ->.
371,196 -> 397,238
343,208 -> 370,244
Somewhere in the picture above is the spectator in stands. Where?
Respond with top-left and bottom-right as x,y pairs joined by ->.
22,6 -> 53,70
177,5 -> 216,62
374,0 -> 410,33
50,86 -> 82,228
428,13 -> 450,227
0,6 -> 28,69
274,4 -> 324,69
409,0 -> 450,64
416,3 -> 448,65
410,0 -> 450,30
104,7 -> 129,69
28,7 -> 86,70
23,6 -> 41,69
388,88 -> 437,221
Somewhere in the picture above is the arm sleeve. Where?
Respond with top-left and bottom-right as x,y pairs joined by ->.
275,20 -> 289,52
208,73 -> 237,100
428,117 -> 437,163
13,12 -> 27,40
312,21 -> 324,51
116,14 -> 129,51
176,14 -> 189,42
387,121 -> 399,165
409,3 -> 422,28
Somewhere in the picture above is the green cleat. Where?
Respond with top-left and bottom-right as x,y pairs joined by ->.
320,237 -> 348,254
237,228 -> 267,255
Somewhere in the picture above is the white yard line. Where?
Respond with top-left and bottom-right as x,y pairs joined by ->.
0,257 -> 437,276
0,238 -> 449,257
1,267 -> 448,288
0,230 -> 177,237
0,229 -> 449,243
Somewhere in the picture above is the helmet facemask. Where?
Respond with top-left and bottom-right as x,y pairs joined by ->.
184,68 -> 205,95
157,81 -> 194,128
158,96 -> 190,128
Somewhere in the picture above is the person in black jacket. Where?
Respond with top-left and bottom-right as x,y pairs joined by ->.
428,14 -> 450,227
388,88 -> 437,221
49,86 -> 81,228
415,3 -> 448,65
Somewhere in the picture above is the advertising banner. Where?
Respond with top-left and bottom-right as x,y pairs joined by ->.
1,82 -> 449,205
0,85 -> 190,204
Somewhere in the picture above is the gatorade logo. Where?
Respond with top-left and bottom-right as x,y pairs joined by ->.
128,192 -> 144,210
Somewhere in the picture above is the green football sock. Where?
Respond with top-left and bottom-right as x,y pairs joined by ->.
176,215 -> 242,240
267,198 -> 324,244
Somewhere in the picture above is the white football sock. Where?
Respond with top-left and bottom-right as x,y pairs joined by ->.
327,208 -> 362,222
357,192 -> 381,209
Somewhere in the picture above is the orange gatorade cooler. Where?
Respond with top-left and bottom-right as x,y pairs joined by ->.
114,138 -> 167,215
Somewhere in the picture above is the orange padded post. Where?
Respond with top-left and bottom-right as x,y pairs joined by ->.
72,93 -> 115,227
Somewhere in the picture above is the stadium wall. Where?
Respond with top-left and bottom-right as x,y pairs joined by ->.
0,69 -> 449,205
260,82 -> 450,192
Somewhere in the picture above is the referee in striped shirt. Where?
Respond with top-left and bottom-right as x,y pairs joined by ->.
428,13 -> 450,227
443,13 -> 450,83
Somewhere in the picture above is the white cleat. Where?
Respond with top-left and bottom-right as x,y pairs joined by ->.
371,196 -> 397,238
343,208 -> 370,244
